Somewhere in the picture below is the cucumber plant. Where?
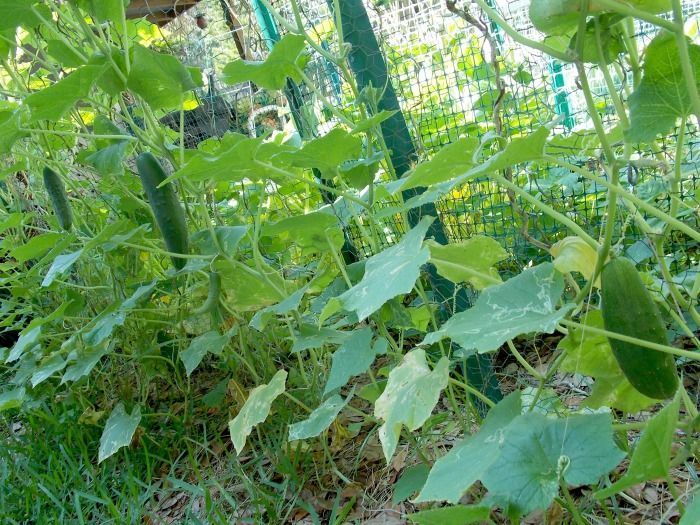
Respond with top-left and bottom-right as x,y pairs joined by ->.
0,0 -> 698,522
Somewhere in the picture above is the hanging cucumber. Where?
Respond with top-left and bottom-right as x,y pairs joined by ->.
136,152 -> 189,270
600,258 -> 679,399
42,167 -> 73,231
194,271 -> 221,316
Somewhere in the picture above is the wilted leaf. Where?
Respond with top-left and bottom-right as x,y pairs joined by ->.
229,370 -> 287,454
375,349 -> 449,462
550,236 -> 600,286
98,403 -> 141,463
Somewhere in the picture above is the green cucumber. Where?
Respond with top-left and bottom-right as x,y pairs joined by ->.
136,152 -> 189,270
600,258 -> 678,399
42,167 -> 73,231
194,271 -> 221,315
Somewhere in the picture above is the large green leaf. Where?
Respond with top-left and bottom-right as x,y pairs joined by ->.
396,137 -> 478,191
223,34 -> 306,90
394,127 -> 550,210
61,341 -> 111,384
9,232 -> 64,263
481,412 -> 624,516
228,370 -> 287,454
626,32 -> 700,143
288,392 -> 351,441
324,327 -> 377,395
375,349 -> 449,462
30,352 -> 66,387
98,403 -> 141,463
559,310 -> 655,412
423,263 -> 574,353
0,0 -> 51,31
416,391 -> 523,503
25,66 -> 103,122
126,44 -> 200,110
167,135 -> 289,184
262,211 -> 344,255
595,395 -> 680,499
215,259 -> 287,312
70,0 -> 128,23
427,237 -> 507,290
278,127 -> 362,172
321,216 -> 433,322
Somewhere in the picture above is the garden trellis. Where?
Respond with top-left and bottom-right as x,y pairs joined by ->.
163,0 -> 700,267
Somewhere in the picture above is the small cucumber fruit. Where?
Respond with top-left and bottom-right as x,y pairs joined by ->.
194,271 -> 221,316
42,167 -> 73,231
136,152 -> 189,270
600,257 -> 678,399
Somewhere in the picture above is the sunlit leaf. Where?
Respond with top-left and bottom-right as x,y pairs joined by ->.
98,403 -> 141,463
127,44 -> 200,110
279,127 -> 362,172
550,236 -> 600,286
375,349 -> 449,462
25,66 -> 103,122
626,32 -> 700,143
427,237 -> 507,290
223,34 -> 306,89
229,370 -> 287,454
396,137 -> 478,191
262,211 -> 344,255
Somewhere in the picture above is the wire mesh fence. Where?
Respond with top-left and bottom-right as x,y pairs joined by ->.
158,0 -> 700,269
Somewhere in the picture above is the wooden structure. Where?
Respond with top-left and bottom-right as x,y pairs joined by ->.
126,0 -> 204,26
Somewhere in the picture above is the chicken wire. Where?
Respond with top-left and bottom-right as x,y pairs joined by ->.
159,0 -> 700,269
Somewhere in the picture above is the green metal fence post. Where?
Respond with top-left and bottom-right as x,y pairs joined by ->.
332,0 -> 501,408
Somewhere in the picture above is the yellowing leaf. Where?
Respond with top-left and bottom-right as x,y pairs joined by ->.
228,370 -> 287,454
550,236 -> 600,287
375,349 -> 449,462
